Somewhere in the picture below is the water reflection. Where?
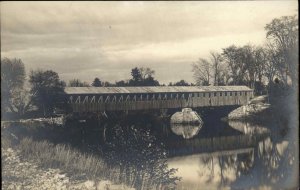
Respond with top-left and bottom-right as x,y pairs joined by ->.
168,149 -> 255,190
170,123 -> 202,139
228,120 -> 270,135
167,118 -> 297,190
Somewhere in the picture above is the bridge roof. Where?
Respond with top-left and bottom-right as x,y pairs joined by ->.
65,86 -> 252,95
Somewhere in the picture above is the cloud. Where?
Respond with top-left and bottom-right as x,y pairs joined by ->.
1,1 -> 298,84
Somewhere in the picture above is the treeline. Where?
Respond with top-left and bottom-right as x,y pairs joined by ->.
68,67 -> 194,87
192,15 -> 298,95
69,67 -> 160,87
1,15 -> 298,118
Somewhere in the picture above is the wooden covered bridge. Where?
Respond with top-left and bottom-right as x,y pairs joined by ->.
64,86 -> 253,113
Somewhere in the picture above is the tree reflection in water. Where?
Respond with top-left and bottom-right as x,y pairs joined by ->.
198,149 -> 254,188
227,120 -> 297,190
169,119 -> 297,189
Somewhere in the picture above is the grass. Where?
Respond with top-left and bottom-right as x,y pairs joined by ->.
1,129 -> 119,182
1,120 -> 180,189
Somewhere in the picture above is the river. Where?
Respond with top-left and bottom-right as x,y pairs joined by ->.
7,108 -> 296,190
67,109 -> 296,190
164,118 -> 297,190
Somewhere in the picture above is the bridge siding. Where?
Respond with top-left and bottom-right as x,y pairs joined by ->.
68,91 -> 251,112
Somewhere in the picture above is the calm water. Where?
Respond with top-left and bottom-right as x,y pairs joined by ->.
8,110 -> 296,189
164,120 -> 297,190
61,110 -> 297,190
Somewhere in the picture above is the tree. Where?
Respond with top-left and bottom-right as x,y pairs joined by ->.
68,79 -> 90,87
210,52 -> 227,86
129,67 -> 159,86
91,77 -> 102,87
192,58 -> 211,86
130,67 -> 142,83
102,81 -> 114,87
143,76 -> 160,86
222,45 -> 248,85
264,42 -> 284,85
265,15 -> 298,88
104,124 -> 180,189
115,80 -> 129,87
240,45 -> 258,89
29,70 -> 65,116
9,88 -> 34,116
1,58 -> 28,116
140,67 -> 155,80
170,80 -> 190,86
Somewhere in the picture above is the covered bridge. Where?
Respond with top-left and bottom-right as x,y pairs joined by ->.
64,86 -> 253,113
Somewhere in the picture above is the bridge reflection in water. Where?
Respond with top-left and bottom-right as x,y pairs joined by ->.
167,125 -> 268,157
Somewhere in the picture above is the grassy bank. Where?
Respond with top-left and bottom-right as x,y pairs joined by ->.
1,120 -> 180,190
1,127 -> 119,182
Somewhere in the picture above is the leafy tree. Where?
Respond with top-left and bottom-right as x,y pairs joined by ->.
129,67 -> 159,86
104,124 -> 180,189
102,81 -> 114,87
68,79 -> 90,87
143,76 -> 160,86
1,58 -> 30,116
264,42 -> 284,86
170,80 -> 190,86
91,77 -> 102,87
222,45 -> 248,85
115,80 -> 129,87
9,88 -> 34,116
265,15 -> 298,88
131,67 -> 142,83
29,70 -> 65,116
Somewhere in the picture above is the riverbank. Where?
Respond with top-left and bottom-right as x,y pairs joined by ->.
1,121 -> 134,190
227,95 -> 271,122
1,147 -> 133,190
1,117 -> 180,190
225,92 -> 298,146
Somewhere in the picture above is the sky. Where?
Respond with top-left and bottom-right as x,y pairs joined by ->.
1,1 -> 298,85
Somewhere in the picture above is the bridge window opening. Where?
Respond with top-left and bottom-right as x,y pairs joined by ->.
170,93 -> 174,99
208,93 -> 211,98
203,93 -> 205,97
214,92 -> 217,97
149,94 -> 154,100
235,92 -> 237,96
229,92 -> 232,96
220,92 -> 222,96
225,92 -> 227,96
245,92 -> 247,96
240,92 -> 242,96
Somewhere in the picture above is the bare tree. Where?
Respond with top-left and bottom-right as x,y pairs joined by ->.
139,67 -> 155,80
210,52 -> 224,86
68,79 -> 90,87
192,58 -> 211,86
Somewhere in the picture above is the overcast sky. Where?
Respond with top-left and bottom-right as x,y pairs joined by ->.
1,1 -> 298,84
